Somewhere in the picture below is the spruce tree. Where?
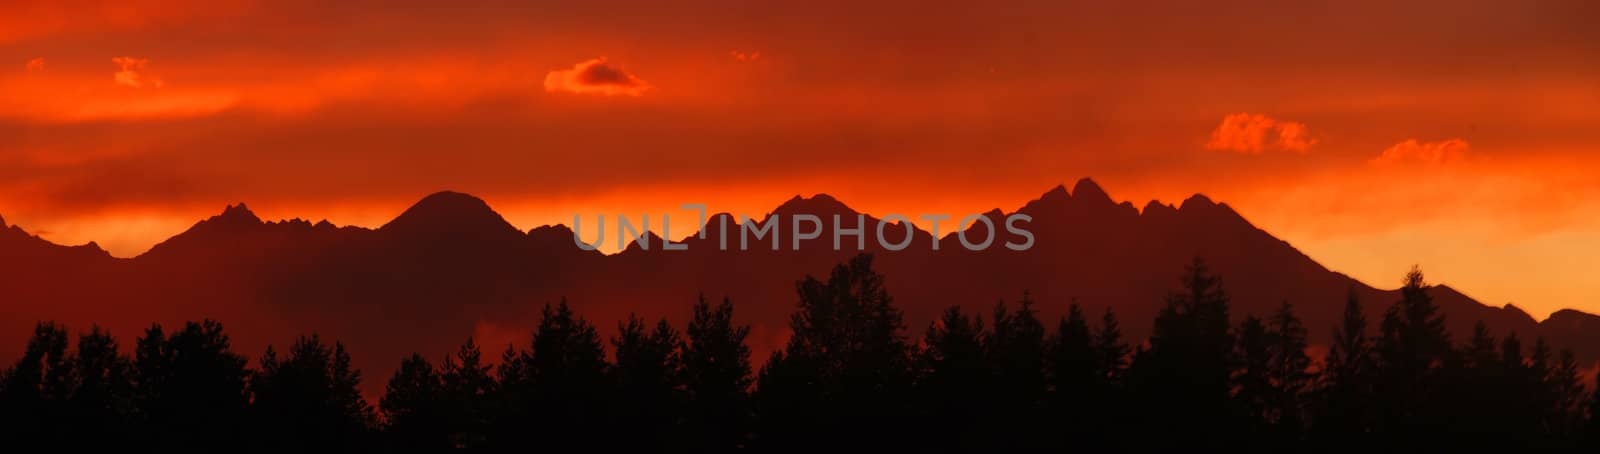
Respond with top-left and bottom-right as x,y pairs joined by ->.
682,296 -> 753,453
440,337 -> 495,450
612,314 -> 684,451
251,334 -> 375,451
754,254 -> 913,453
381,354 -> 448,453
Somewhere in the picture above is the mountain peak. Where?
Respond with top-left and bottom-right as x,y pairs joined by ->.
1040,184 -> 1070,202
622,230 -> 666,253
528,224 -> 575,244
0,212 -> 6,228
412,191 -> 490,211
218,203 -> 260,223
1179,193 -> 1216,211
381,191 -> 519,237
183,203 -> 262,233
1070,178 -> 1113,205
773,193 -> 857,218
1142,200 -> 1177,216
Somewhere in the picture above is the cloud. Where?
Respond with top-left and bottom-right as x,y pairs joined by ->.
542,57 -> 650,96
112,56 -> 163,88
730,50 -> 761,62
26,57 -> 45,72
1205,113 -> 1317,153
1372,139 -> 1469,166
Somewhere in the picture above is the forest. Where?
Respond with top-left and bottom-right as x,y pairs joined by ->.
1,254 -> 1597,453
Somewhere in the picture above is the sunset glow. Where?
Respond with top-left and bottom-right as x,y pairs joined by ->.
1,0 -> 1597,319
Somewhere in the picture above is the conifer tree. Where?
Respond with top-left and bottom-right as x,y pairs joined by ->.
381,354 -> 448,453
612,314 -> 684,451
918,305 -> 988,452
682,296 -> 753,453
1314,289 -> 1374,444
754,254 -> 913,453
252,334 -> 375,451
1374,267 -> 1454,448
135,320 -> 251,452
440,337 -> 495,450
1129,257 -> 1237,450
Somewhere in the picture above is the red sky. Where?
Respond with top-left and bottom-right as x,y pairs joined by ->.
1,0 -> 1598,317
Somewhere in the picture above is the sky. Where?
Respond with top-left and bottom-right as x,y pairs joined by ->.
1,0 -> 1597,318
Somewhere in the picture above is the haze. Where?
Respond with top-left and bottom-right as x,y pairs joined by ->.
1,0 -> 1597,317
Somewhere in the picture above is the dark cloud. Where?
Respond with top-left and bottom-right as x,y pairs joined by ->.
544,58 -> 650,96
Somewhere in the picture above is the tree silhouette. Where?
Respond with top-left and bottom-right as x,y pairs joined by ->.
1047,303 -> 1095,400
682,295 -> 754,453
493,300 -> 609,452
986,292 -> 1048,450
1544,346 -> 1586,446
1585,374 -> 1600,449
251,334 -> 375,452
1263,302 -> 1311,440
917,305 -> 989,453
1373,266 -> 1453,448
66,326 -> 138,449
1234,315 -> 1272,438
134,320 -> 251,452
754,254 -> 914,453
439,337 -> 495,451
5,257 -> 1600,452
1128,257 -> 1238,451
381,354 -> 449,453
1043,302 -> 1124,450
1313,288 -> 1375,446
0,322 -> 74,449
611,314 -> 684,451
1094,307 -> 1129,388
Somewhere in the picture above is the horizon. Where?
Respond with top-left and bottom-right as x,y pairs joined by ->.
3,2 -> 1599,320
0,178 -> 1574,319
5,2 -> 1600,451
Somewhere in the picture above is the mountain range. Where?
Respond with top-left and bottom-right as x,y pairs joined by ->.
3,178 -> 1597,397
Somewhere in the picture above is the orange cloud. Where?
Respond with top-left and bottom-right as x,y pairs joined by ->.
730,50 -> 761,62
1372,139 -> 1469,166
1205,113 -> 1316,153
26,57 -> 45,72
112,56 -> 162,88
543,57 -> 650,96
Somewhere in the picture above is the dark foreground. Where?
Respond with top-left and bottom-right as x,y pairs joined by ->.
2,254 -> 1597,453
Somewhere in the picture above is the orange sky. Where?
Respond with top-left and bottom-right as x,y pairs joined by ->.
1,0 -> 1598,318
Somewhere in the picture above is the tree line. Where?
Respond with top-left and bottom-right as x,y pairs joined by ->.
2,254 -> 1599,452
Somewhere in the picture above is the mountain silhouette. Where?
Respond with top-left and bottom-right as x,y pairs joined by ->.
1,179 -> 1596,399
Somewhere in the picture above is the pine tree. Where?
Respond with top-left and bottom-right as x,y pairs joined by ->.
1047,303 -> 1095,396
134,320 -> 251,452
1129,257 -> 1237,450
1373,266 -> 1453,448
1265,302 -> 1311,438
0,322 -> 73,449
682,296 -> 753,453
1234,315 -> 1271,431
986,292 -> 1047,449
68,326 -> 137,449
381,354 -> 448,453
252,334 -> 375,451
1094,307 -> 1128,386
491,300 -> 610,452
612,314 -> 684,451
918,305 -> 988,452
440,337 -> 495,450
1314,288 -> 1373,444
1544,346 -> 1585,445
754,254 -> 913,453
